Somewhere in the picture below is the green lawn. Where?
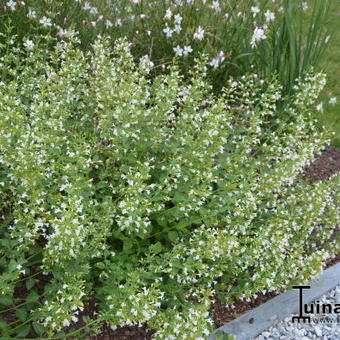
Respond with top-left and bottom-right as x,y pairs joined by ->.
319,9 -> 340,146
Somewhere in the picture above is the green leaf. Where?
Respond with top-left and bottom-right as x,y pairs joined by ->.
56,330 -> 66,338
212,330 -> 236,340
25,278 -> 36,291
123,239 -> 134,253
150,242 -> 163,255
168,231 -> 178,242
15,308 -> 27,322
0,318 -> 9,331
190,215 -> 201,224
173,191 -> 186,202
175,219 -> 189,230
0,295 -> 13,306
16,324 -> 31,338
26,290 -> 39,303
156,216 -> 167,227
33,321 -> 45,336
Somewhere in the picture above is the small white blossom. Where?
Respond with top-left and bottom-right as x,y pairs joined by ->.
265,10 -> 275,22
251,27 -> 267,48
173,46 -> 184,56
27,9 -> 36,19
316,103 -> 323,112
83,2 -> 91,10
183,45 -> 193,56
210,57 -> 220,69
329,97 -> 337,105
89,7 -> 98,15
193,26 -> 205,40
23,39 -> 35,50
164,8 -> 172,19
62,319 -> 70,327
39,16 -> 53,27
251,6 -> 260,17
6,0 -> 16,11
174,14 -> 182,25
105,20 -> 113,28
173,24 -> 181,33
140,55 -> 154,68
211,1 -> 220,12
163,25 -> 173,37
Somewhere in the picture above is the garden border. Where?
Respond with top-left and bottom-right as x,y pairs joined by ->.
208,262 -> 340,340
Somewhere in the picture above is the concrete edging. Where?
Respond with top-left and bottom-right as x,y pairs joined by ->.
209,262 -> 340,340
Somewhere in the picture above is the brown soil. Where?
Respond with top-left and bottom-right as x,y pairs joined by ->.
210,291 -> 280,328
302,145 -> 340,182
89,325 -> 154,340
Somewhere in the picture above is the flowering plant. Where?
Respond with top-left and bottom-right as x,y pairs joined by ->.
0,0 -> 334,93
0,35 -> 338,338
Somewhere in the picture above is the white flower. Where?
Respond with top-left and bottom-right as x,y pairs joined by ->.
251,6 -> 260,17
39,16 -> 53,27
89,7 -> 98,15
23,40 -> 35,50
265,10 -> 275,22
62,319 -> 70,327
27,9 -> 36,19
173,46 -> 184,56
251,27 -> 267,48
140,55 -> 154,68
131,0 -> 141,3
193,26 -> 205,40
83,2 -> 91,10
316,103 -> 323,112
210,57 -> 220,69
218,51 -> 226,62
105,20 -> 113,28
211,1 -> 220,12
115,19 -> 122,27
71,316 -> 78,323
164,8 -> 172,19
140,14 -> 149,19
163,25 -> 173,37
302,2 -> 308,11
173,24 -> 181,33
329,97 -> 337,105
183,45 -> 193,56
6,0 -> 16,11
174,14 -> 182,25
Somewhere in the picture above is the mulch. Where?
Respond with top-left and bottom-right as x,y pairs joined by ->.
2,146 -> 340,339
302,145 -> 340,182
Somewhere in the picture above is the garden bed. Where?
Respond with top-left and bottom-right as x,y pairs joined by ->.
0,2 -> 339,337
52,146 -> 340,339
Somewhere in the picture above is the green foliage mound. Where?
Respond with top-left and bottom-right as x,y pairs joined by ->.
0,36 -> 339,339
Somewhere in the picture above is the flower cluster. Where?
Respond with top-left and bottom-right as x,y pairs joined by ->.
0,0 -> 333,94
0,37 -> 338,338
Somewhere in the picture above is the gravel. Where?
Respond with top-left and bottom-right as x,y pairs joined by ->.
256,285 -> 340,340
